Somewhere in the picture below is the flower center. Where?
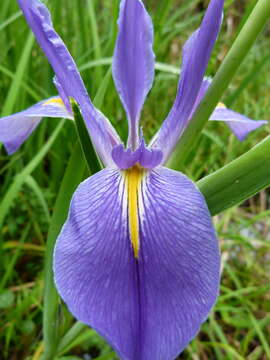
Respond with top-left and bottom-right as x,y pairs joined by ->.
125,166 -> 145,259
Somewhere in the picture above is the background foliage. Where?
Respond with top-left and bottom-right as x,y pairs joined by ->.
0,0 -> 269,359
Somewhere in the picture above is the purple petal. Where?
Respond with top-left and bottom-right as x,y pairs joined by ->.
53,76 -> 72,113
111,144 -> 141,169
188,79 -> 267,140
54,167 -> 220,359
139,146 -> 163,169
112,138 -> 163,170
190,78 -> 212,118
151,0 -> 224,163
18,0 -> 120,165
112,0 -> 155,149
0,97 -> 72,154
210,107 -> 267,140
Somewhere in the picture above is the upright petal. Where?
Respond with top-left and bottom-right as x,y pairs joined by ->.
17,0 -> 121,165
151,0 -> 224,163
112,0 -> 155,149
210,106 -> 267,140
54,167 -> 220,360
0,97 -> 72,154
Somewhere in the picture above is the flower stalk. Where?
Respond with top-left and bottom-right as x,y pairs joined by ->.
167,0 -> 270,169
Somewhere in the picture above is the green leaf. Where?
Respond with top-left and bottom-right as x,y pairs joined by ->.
71,99 -> 103,174
198,135 -> 270,215
1,33 -> 35,116
0,120 -> 65,230
43,142 -> 86,360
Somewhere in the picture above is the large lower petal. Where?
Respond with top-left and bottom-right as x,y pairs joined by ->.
54,167 -> 220,360
112,0 -> 155,148
0,97 -> 72,154
17,0 -> 120,165
151,0 -> 224,162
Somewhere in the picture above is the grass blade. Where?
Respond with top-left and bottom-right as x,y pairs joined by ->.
0,120 -> 65,230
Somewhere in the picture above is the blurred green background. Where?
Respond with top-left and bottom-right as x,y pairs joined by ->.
0,0 -> 269,359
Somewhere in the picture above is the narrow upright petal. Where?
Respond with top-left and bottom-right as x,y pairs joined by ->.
112,0 -> 155,149
210,106 -> 267,140
151,0 -> 224,163
54,167 -> 220,360
0,97 -> 72,154
18,0 -> 121,165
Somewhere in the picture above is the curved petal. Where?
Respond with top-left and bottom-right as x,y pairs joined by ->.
18,0 -> 121,165
54,167 -> 220,360
53,76 -> 72,113
191,78 -> 212,117
186,78 -> 267,140
111,140 -> 163,170
0,97 -> 72,154
210,106 -> 267,140
151,0 -> 224,163
112,0 -> 155,149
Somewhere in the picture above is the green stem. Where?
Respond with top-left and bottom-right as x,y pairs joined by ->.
43,142 -> 86,360
57,322 -> 87,354
198,135 -> 270,216
167,0 -> 270,169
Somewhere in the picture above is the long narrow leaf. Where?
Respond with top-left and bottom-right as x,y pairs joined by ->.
43,142 -> 86,360
198,135 -> 270,215
0,120 -> 65,230
71,100 -> 103,174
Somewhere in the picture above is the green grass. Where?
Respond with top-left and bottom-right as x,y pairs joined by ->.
0,0 -> 270,359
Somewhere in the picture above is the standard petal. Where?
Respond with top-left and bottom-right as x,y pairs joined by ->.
54,167 -> 220,360
112,0 -> 155,149
151,0 -> 224,163
18,0 -> 120,165
0,97 -> 72,154
210,106 -> 267,140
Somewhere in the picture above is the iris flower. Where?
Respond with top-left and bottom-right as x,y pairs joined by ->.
0,0 -> 267,359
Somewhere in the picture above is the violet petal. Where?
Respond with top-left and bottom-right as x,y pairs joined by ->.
54,167 -> 220,360
112,0 -> 155,148
210,107 -> 267,140
0,97 -> 72,154
18,0 -> 120,165
151,0 -> 224,163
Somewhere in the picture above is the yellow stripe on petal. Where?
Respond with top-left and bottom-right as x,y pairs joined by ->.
217,102 -> 226,109
125,166 -> 144,259
43,98 -> 64,106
